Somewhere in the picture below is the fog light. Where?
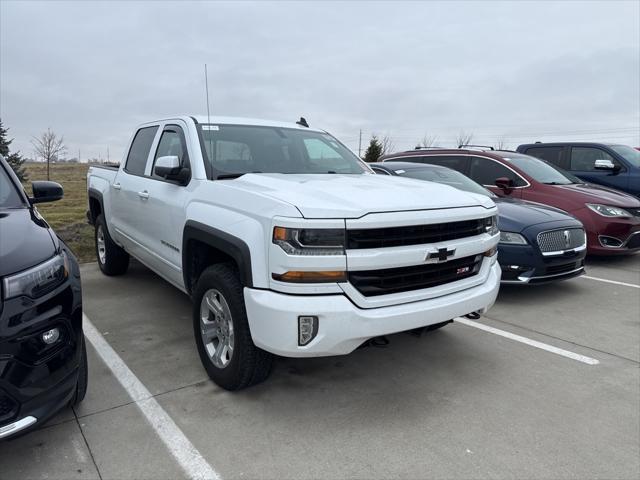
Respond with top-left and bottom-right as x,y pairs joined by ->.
41,328 -> 60,345
298,316 -> 318,346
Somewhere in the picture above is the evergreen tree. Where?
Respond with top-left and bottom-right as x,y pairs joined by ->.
363,136 -> 383,163
0,119 -> 27,181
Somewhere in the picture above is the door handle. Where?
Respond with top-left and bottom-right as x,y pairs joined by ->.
138,190 -> 150,200
113,183 -> 121,190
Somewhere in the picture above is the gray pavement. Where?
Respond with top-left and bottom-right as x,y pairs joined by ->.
1,255 -> 638,480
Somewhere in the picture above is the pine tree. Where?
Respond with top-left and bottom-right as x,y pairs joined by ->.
0,119 -> 27,181
363,136 -> 383,163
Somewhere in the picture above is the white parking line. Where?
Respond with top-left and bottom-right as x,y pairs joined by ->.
582,275 -> 640,289
83,314 -> 221,480
455,317 -> 600,365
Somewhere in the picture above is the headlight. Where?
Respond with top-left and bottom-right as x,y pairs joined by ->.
273,227 -> 345,255
2,252 -> 69,299
586,204 -> 630,217
499,231 -> 528,245
484,215 -> 499,236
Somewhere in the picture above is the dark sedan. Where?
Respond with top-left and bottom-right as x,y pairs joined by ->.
0,156 -> 86,440
372,162 -> 587,284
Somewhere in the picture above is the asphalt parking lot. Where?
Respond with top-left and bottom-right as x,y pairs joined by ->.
1,256 -> 638,480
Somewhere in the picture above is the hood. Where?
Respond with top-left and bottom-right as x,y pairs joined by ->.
495,198 -> 581,233
553,183 -> 640,208
224,173 -> 494,218
0,208 -> 57,277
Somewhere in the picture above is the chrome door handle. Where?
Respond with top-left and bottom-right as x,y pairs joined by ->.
138,190 -> 150,199
113,183 -> 121,190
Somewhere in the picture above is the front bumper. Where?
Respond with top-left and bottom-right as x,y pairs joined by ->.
244,262 -> 501,357
499,244 -> 586,285
0,244 -> 83,440
578,209 -> 640,255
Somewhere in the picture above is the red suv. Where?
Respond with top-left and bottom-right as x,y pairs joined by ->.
381,148 -> 640,255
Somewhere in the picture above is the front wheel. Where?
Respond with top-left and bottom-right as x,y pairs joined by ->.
193,263 -> 273,391
71,335 -> 88,406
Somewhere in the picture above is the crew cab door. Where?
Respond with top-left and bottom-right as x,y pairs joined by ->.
568,146 -> 628,192
110,125 -> 160,260
138,122 -> 192,288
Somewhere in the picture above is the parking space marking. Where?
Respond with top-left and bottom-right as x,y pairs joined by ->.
582,275 -> 640,289
455,317 -> 600,365
83,314 -> 221,480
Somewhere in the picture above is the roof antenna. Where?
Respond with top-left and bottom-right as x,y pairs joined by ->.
296,117 -> 309,128
204,64 -> 212,124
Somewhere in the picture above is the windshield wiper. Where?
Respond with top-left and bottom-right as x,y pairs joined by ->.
217,171 -> 262,180
543,181 -> 572,185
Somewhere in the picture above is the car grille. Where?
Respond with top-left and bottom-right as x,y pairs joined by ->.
346,219 -> 485,249
348,254 -> 483,296
625,207 -> 640,217
537,228 -> 585,253
545,262 -> 580,275
627,232 -> 640,249
0,393 -> 18,423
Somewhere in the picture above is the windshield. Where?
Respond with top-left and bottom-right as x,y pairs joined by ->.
396,166 -> 495,198
198,124 -> 368,177
0,162 -> 26,208
502,153 -> 580,185
609,145 -> 640,167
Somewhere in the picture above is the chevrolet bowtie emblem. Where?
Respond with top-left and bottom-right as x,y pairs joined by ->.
426,247 -> 456,263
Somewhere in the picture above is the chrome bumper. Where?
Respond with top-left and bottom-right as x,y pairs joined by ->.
0,416 -> 37,440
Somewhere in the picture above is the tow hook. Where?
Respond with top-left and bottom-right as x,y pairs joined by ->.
464,311 -> 481,320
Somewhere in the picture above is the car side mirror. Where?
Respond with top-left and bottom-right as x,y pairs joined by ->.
154,155 -> 190,183
594,159 -> 618,171
494,177 -> 514,191
30,181 -> 63,204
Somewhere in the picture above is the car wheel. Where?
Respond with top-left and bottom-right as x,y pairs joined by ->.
95,214 -> 129,275
72,335 -> 88,406
193,263 -> 273,391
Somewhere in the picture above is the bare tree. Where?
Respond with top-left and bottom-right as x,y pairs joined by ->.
455,131 -> 474,148
416,133 -> 438,149
31,128 -> 67,180
380,134 -> 395,155
494,136 -> 509,150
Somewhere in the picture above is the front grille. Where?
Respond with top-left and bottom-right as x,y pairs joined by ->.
0,393 -> 18,423
627,233 -> 640,249
545,262 -> 579,275
347,219 -> 485,249
537,228 -> 585,253
348,254 -> 482,296
625,207 -> 640,217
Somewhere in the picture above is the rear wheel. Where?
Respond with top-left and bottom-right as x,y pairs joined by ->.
193,263 -> 273,391
95,214 -> 129,275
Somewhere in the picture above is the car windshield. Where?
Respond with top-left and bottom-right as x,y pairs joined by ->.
609,145 -> 640,167
501,153 -> 580,185
0,162 -> 25,208
198,124 -> 368,178
395,166 -> 495,198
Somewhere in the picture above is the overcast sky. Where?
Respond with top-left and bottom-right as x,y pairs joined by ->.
1,0 -> 639,162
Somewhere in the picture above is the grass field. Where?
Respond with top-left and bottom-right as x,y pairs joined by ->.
22,162 -> 95,262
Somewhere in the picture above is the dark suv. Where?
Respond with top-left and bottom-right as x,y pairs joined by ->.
0,155 -> 86,440
380,147 -> 640,255
517,142 -> 640,198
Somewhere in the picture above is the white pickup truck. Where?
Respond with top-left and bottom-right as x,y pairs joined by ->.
87,116 -> 501,390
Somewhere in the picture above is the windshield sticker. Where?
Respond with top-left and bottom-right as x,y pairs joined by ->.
395,169 -> 406,174
202,125 -> 219,131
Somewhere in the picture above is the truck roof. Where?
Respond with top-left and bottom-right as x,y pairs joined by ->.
142,115 -> 326,133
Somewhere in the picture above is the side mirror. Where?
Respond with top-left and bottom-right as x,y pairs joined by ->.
594,159 -> 617,171
154,155 -> 181,177
30,181 -> 63,204
494,177 -> 514,191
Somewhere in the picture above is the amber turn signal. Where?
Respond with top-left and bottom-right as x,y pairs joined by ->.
272,270 -> 347,283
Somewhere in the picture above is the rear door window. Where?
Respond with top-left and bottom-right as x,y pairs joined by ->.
469,156 -> 526,186
570,147 -> 620,171
125,126 -> 159,176
524,146 -> 566,168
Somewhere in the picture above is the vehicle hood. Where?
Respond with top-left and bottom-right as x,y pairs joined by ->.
226,173 -> 494,218
0,208 -> 57,277
551,183 -> 640,208
495,198 -> 581,233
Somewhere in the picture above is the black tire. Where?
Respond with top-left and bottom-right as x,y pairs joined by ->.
426,320 -> 452,332
72,335 -> 88,406
193,263 -> 273,391
95,214 -> 129,275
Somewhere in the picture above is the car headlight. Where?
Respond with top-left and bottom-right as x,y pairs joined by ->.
2,252 -> 69,299
273,227 -> 345,255
499,231 -> 528,245
586,204 -> 630,217
484,215 -> 499,236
